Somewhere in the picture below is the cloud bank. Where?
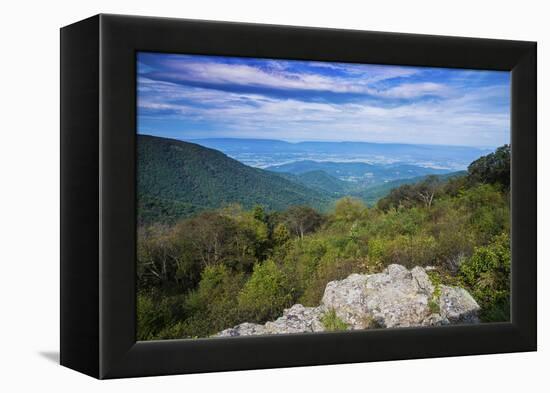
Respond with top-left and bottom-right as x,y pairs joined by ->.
137,53 -> 510,147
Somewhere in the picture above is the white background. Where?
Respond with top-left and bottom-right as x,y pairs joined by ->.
0,0 -> 547,391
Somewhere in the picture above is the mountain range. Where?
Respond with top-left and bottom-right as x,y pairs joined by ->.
266,160 -> 451,186
138,135 -> 469,223
190,138 -> 490,170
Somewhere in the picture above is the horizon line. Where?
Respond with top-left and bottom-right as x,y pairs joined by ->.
137,132 -> 499,150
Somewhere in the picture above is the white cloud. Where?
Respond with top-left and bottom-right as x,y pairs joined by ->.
152,59 -> 432,96
305,61 -> 420,81
138,79 -> 509,146
138,57 -> 509,147
376,82 -> 449,99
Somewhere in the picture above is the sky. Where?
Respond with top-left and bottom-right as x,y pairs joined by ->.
137,52 -> 510,147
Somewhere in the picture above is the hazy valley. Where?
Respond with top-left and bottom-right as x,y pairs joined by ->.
138,135 -> 478,223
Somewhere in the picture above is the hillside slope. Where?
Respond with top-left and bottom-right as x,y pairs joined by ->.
272,170 -> 354,196
276,168 -> 466,205
138,135 -> 332,223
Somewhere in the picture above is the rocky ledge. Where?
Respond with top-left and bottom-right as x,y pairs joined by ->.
216,264 -> 480,337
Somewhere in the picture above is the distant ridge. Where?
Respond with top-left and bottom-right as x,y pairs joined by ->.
189,137 -> 490,150
189,137 -> 489,171
266,160 -> 451,186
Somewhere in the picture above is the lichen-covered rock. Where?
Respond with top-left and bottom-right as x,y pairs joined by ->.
215,264 -> 480,337
421,313 -> 450,327
411,266 -> 435,295
438,286 -> 480,324
216,305 -> 325,337
321,273 -> 370,329
216,322 -> 267,337
322,264 -> 440,328
265,304 -> 325,334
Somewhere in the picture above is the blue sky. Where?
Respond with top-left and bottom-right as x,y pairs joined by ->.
137,52 -> 510,147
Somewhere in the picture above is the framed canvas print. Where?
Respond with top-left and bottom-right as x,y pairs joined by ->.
60,14 -> 536,379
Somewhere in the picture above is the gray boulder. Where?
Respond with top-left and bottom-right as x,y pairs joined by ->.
216,304 -> 324,337
438,286 -> 480,324
216,322 -> 267,337
321,264 -> 479,328
264,304 -> 325,334
215,264 -> 480,337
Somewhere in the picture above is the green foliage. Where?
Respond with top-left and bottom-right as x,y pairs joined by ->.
177,265 -> 247,337
354,171 -> 466,206
252,205 -> 267,223
137,209 -> 270,293
428,299 -> 440,314
455,184 -> 510,245
332,197 -> 367,223
467,145 -> 510,188
377,175 -> 442,211
321,309 -> 348,331
301,257 -> 367,306
136,294 -> 162,341
137,135 -> 332,224
272,223 -> 291,246
426,271 -> 442,314
238,260 -> 294,322
369,233 -> 438,269
282,205 -> 324,239
149,265 -> 247,339
459,232 -> 511,322
136,290 -> 188,341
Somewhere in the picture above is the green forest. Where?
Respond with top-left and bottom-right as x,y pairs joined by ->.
137,135 -> 332,224
137,144 -> 511,340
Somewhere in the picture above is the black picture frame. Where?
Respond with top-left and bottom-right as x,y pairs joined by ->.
60,14 -> 537,379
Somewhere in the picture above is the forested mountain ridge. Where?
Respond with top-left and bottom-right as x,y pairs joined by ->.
272,170 -> 353,196
137,135 -> 332,223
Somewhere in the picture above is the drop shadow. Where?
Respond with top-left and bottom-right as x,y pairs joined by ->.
38,351 -> 60,364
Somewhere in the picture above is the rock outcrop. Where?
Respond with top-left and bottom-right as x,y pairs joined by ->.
216,264 -> 480,337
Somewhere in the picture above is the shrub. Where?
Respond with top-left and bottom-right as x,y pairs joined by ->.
272,223 -> 291,246
370,233 -> 437,269
430,209 -> 476,272
321,309 -> 348,331
136,290 -> 188,341
367,237 -> 386,271
282,205 -> 325,239
332,197 -> 367,223
153,265 -> 248,339
137,294 -> 162,341
426,271 -> 442,314
377,176 -> 442,211
238,260 -> 294,322
300,256 -> 366,306
459,232 -> 510,322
